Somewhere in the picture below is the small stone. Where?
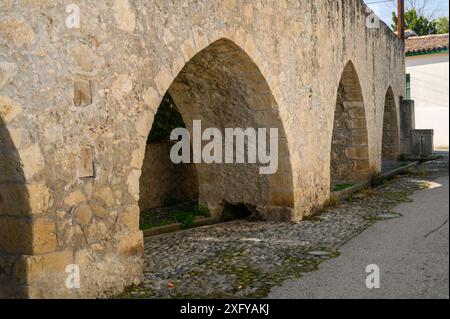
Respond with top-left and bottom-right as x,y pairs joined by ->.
32,218 -> 57,254
27,183 -> 50,214
112,0 -> 136,33
95,187 -> 115,207
0,96 -> 22,123
308,250 -> 332,257
65,190 -> 86,207
0,17 -> 35,47
75,205 -> 93,226
21,143 -> 45,180
78,146 -> 95,178
73,78 -> 92,107
0,61 -> 18,87
112,74 -> 133,101
142,87 -> 160,109
378,213 -> 402,219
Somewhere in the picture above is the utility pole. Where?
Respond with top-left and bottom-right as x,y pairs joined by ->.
397,0 -> 405,41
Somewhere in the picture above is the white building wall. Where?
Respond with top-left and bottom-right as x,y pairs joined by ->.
406,52 -> 449,148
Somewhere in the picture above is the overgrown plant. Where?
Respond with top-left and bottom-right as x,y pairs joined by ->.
332,183 -> 355,192
322,195 -> 340,210
140,203 -> 210,230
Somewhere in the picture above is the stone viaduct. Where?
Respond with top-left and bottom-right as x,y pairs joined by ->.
0,0 -> 405,298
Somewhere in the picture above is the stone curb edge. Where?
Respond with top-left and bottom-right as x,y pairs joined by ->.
331,161 -> 420,201
143,216 -> 228,238
143,162 -> 420,238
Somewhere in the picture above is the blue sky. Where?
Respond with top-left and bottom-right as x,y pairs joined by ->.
363,0 -> 449,29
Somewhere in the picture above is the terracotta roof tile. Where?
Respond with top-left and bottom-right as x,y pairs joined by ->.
405,34 -> 449,54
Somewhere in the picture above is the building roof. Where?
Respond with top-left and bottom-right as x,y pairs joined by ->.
405,34 -> 449,56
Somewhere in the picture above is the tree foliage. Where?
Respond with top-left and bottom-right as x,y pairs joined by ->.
433,16 -> 449,34
392,9 -> 437,35
147,93 -> 185,144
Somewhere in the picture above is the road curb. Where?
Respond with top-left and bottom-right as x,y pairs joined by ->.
143,216 -> 223,238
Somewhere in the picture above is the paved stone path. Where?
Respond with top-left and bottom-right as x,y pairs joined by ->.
119,155 -> 448,299
269,175 -> 448,298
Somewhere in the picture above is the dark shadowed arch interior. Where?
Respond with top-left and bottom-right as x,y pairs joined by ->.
382,87 -> 400,161
139,38 -> 295,224
139,93 -> 199,218
0,115 -> 31,298
330,61 -> 370,188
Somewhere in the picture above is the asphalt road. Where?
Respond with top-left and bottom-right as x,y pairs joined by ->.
269,172 -> 449,299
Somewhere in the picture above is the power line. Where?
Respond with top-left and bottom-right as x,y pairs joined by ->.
365,0 -> 396,5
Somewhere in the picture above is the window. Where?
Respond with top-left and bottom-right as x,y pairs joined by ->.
406,74 -> 411,100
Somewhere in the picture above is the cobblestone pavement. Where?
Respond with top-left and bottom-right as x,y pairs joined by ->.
119,154 -> 448,299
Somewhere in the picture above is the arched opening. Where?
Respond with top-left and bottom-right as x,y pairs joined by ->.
139,92 -> 200,227
330,61 -> 370,189
382,87 -> 400,161
0,114 -> 31,297
138,38 -> 295,227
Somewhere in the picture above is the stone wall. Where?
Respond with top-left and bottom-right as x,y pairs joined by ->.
411,129 -> 434,156
167,39 -> 294,221
0,0 -> 405,298
139,142 -> 198,212
331,62 -> 371,185
400,100 -> 416,155
382,87 -> 400,160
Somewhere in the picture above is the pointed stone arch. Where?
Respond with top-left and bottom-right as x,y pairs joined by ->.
382,86 -> 400,160
0,113 -> 32,298
330,61 -> 370,187
138,38 -> 295,222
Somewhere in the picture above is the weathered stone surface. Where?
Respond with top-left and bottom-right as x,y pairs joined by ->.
73,79 -> 92,107
0,0 -> 405,298
21,250 -> 73,284
142,87 -> 160,109
20,144 -> 45,181
0,61 -> 18,88
27,183 -> 51,214
139,142 -> 198,212
70,249 -> 143,299
154,68 -> 173,96
117,231 -> 144,257
0,96 -> 22,124
74,205 -> 92,226
112,0 -> 136,34
64,190 -> 86,207
112,74 -> 133,101
0,0 -> 14,10
94,187 -> 115,207
119,205 -> 140,230
85,220 -> 109,243
0,17 -> 35,47
69,42 -> 101,74
127,169 -> 141,201
331,64 -> 371,185
382,87 -> 400,160
20,0 -> 57,8
32,218 -> 57,254
135,111 -> 154,137
78,146 -> 95,178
